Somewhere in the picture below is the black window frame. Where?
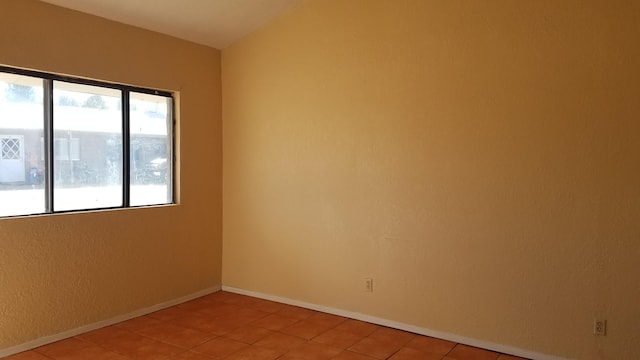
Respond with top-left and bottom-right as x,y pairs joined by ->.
0,65 -> 175,217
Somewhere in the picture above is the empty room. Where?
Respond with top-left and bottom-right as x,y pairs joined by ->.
0,1 -> 638,360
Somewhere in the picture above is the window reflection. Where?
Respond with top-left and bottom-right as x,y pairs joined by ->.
53,81 -> 123,211
130,92 -> 172,206
0,73 -> 45,217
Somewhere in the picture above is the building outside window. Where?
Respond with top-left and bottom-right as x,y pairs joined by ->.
0,68 -> 174,217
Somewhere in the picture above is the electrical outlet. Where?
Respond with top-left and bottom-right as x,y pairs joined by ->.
364,278 -> 374,292
594,319 -> 606,336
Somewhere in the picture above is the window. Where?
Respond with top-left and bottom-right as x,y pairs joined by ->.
0,66 -> 174,218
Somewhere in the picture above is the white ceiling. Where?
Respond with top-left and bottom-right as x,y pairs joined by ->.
40,0 -> 304,49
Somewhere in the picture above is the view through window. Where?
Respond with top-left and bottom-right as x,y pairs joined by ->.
0,68 -> 173,217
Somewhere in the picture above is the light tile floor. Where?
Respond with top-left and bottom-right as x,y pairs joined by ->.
5,291 -> 529,360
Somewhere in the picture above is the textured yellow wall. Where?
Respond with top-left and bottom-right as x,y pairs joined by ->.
222,1 -> 640,359
0,0 -> 221,350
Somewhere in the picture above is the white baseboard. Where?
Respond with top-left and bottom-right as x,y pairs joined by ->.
221,285 -> 567,360
0,285 -> 221,359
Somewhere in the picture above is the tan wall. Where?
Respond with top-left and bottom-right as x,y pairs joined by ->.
0,0 -> 222,350
222,1 -> 640,359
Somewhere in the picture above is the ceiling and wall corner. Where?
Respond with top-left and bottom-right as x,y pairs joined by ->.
39,0 -> 306,49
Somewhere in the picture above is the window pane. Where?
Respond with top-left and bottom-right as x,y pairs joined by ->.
130,92 -> 172,206
0,73 -> 45,217
53,81 -> 122,211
